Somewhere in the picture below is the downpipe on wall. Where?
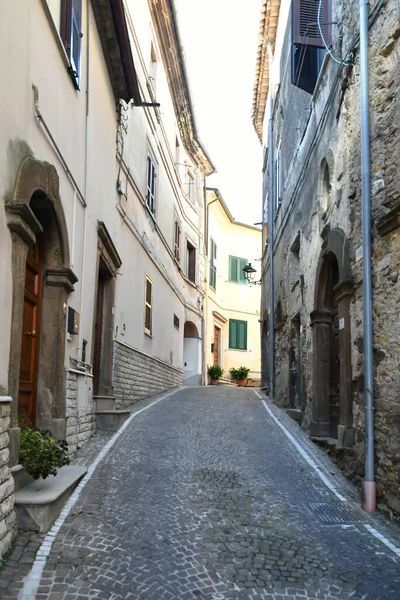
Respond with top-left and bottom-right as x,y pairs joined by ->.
359,0 -> 376,512
267,47 -> 275,399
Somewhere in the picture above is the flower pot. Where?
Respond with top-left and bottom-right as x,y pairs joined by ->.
210,379 -> 219,385
236,379 -> 246,387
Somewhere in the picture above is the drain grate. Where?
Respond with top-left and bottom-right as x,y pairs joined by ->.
307,502 -> 367,525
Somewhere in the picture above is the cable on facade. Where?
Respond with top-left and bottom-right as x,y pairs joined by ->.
318,0 -> 349,65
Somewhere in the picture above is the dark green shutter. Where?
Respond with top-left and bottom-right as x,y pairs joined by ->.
239,259 -> 247,284
229,257 -> 238,282
229,319 -> 247,350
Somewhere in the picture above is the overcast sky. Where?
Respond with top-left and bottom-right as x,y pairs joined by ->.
174,0 -> 263,226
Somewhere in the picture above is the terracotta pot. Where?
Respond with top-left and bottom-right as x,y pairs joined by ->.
210,379 -> 218,385
236,379 -> 246,387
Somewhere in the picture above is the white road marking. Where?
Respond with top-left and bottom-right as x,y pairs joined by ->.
18,388 -> 183,600
257,392 -> 400,558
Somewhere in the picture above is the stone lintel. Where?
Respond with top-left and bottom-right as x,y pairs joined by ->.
5,203 -> 43,247
97,221 -> 122,272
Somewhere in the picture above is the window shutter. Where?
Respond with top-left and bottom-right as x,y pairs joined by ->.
229,320 -> 236,349
239,259 -> 247,284
70,0 -> 82,76
292,0 -> 330,48
238,321 -> 247,350
230,257 -> 238,282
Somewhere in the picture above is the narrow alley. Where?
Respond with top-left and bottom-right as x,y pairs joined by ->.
1,387 -> 400,600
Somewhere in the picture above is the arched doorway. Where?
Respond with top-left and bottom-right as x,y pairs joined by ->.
310,228 -> 354,446
183,321 -> 200,386
6,158 -> 77,462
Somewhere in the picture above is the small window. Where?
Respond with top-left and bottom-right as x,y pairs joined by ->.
60,0 -> 83,89
229,319 -> 247,350
174,220 -> 181,262
144,275 -> 153,335
146,151 -> 156,215
229,256 -> 247,284
187,241 -> 196,283
185,170 -> 195,203
174,314 -> 180,330
275,143 -> 282,209
210,239 -> 217,290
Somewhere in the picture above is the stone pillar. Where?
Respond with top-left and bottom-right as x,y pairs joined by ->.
0,397 -> 17,559
335,279 -> 355,447
310,309 -> 332,438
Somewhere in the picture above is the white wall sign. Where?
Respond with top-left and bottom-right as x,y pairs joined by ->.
339,317 -> 345,330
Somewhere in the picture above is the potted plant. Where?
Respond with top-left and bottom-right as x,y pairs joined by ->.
207,364 -> 224,385
19,427 -> 70,480
229,366 -> 250,387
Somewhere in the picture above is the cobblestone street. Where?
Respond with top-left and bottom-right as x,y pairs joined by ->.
1,387 -> 400,600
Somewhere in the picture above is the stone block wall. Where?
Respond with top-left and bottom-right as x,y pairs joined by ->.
113,341 -> 183,408
65,372 -> 96,456
0,399 -> 17,559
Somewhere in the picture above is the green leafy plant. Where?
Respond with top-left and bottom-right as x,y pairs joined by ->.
207,364 -> 224,380
19,428 -> 70,480
229,366 -> 250,381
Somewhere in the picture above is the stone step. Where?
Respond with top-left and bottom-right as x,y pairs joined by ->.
96,410 -> 131,432
14,465 -> 87,533
286,408 -> 303,422
93,395 -> 116,411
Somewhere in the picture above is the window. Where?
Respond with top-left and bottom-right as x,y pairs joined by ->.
174,314 -> 180,330
185,170 -> 195,203
275,143 -> 282,209
291,0 -> 329,94
187,241 -> 196,283
144,275 -> 153,335
229,256 -> 247,284
174,220 -> 181,262
175,137 -> 180,169
60,0 -> 83,89
146,151 -> 156,215
209,239 -> 217,290
229,319 -> 247,350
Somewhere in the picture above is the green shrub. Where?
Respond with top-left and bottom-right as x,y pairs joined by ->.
19,428 -> 70,480
207,364 -> 224,380
229,366 -> 250,381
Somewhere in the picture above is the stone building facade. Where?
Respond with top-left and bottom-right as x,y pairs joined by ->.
253,0 -> 400,513
0,0 -> 213,556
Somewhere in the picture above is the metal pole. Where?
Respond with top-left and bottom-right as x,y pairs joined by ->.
267,49 -> 275,398
359,0 -> 375,512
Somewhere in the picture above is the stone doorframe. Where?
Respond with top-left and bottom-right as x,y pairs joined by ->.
5,157 -> 77,464
92,222 -> 122,397
310,227 -> 355,448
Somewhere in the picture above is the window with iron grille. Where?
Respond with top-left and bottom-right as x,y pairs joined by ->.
146,151 -> 157,215
174,314 -> 180,330
144,275 -> 153,335
209,239 -> 217,290
174,220 -> 181,262
229,256 -> 247,284
187,241 -> 196,283
229,319 -> 248,350
60,0 -> 82,89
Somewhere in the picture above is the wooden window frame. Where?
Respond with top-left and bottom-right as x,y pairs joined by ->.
229,319 -> 248,351
60,0 -> 82,89
146,150 -> 157,216
229,256 -> 247,285
144,274 -> 153,336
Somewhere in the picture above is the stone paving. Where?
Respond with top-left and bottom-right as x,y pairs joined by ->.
1,387 -> 400,600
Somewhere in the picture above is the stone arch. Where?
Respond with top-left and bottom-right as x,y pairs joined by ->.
184,321 -> 199,338
5,157 -> 77,463
183,321 -> 201,386
310,227 -> 354,447
318,153 -> 334,221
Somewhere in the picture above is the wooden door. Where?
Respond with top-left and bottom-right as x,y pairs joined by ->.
213,326 -> 220,366
93,270 -> 106,396
19,242 -> 43,426
329,304 -> 340,438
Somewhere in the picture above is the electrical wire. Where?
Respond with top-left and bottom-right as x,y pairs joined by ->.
318,0 -> 348,65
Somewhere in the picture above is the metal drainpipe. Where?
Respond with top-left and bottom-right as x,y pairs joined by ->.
360,0 -> 376,512
267,48 -> 275,399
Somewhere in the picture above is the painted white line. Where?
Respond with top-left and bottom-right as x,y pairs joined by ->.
259,395 -> 347,502
18,387 -> 183,600
364,524 -> 400,557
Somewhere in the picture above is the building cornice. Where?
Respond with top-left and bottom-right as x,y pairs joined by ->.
252,0 -> 281,142
206,188 -> 261,233
149,0 -> 215,176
